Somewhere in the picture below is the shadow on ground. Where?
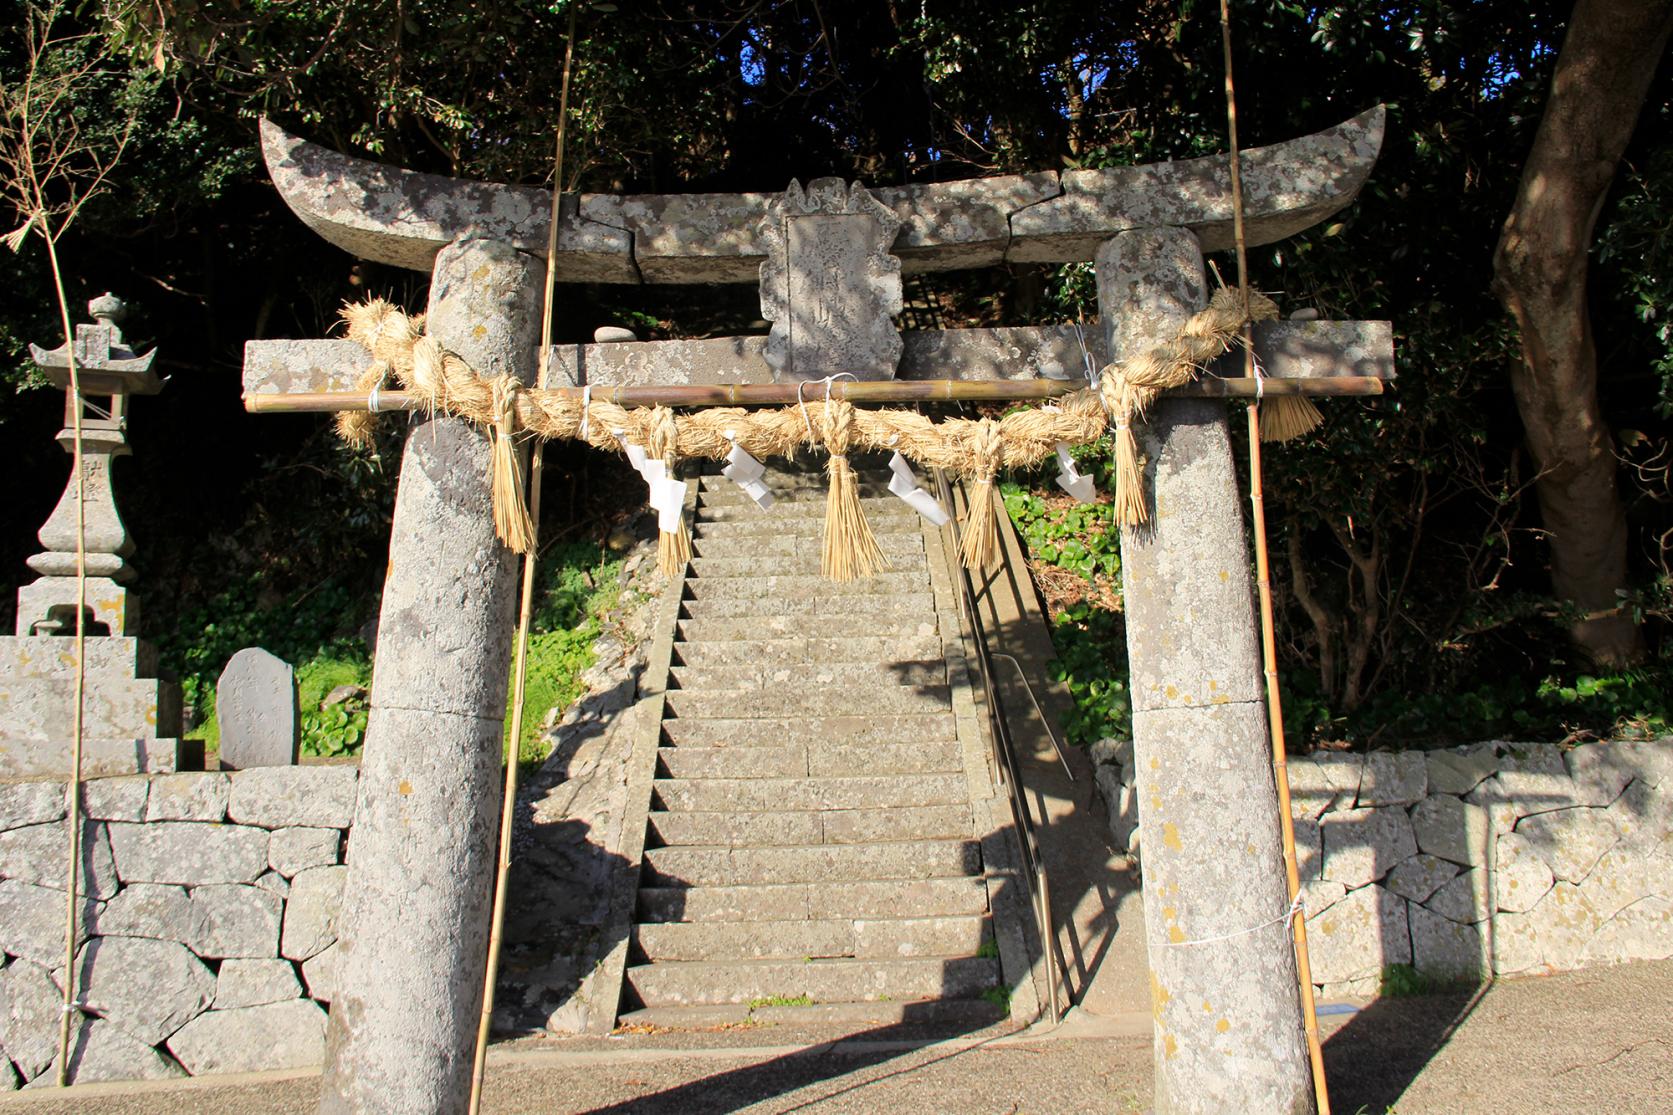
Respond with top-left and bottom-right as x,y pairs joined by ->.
1321,986 -> 1482,1113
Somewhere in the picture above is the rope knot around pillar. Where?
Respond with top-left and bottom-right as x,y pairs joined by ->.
1099,286 -> 1279,526
488,374 -> 536,554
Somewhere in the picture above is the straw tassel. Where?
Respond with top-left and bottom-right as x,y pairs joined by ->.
657,517 -> 691,578
1111,423 -> 1149,527
489,376 -> 536,554
959,476 -> 1001,570
648,406 -> 691,578
958,418 -> 1004,571
819,399 -> 886,580
1258,394 -> 1324,442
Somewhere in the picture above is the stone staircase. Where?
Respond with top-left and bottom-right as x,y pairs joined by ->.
616,462 -> 1016,1026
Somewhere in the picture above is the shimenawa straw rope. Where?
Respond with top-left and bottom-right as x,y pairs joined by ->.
334,286 -> 1270,573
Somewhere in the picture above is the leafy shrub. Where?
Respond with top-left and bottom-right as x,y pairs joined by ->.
296,655 -> 371,758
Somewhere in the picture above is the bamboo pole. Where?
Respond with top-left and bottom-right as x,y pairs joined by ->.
41,230 -> 89,1087
1218,2 -> 1332,1111
245,375 -> 1385,416
466,8 -> 578,1112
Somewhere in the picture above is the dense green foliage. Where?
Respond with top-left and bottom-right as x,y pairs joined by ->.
169,538 -> 622,762
3,2 -> 1671,752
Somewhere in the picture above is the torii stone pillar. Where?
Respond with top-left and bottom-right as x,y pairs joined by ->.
319,237 -> 543,1115
1098,229 -> 1312,1114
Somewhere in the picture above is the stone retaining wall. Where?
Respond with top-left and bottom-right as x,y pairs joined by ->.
1095,738 -> 1673,1001
0,765 -> 355,1088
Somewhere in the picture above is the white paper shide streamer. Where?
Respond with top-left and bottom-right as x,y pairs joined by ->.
887,451 -> 950,526
722,437 -> 775,508
1055,443 -> 1096,503
620,436 -> 687,533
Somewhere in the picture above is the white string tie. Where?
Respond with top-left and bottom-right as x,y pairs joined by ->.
1158,894 -> 1304,949
1072,321 -> 1098,387
366,362 -> 391,414
796,373 -> 857,441
578,383 -> 592,440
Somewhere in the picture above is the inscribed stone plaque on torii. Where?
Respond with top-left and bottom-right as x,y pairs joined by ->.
248,105 -> 1392,398
759,178 -> 903,381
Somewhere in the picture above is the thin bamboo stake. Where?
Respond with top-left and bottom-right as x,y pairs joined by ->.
246,375 -> 1385,416
1218,2 -> 1331,1111
42,231 -> 88,1087
466,7 -> 578,1111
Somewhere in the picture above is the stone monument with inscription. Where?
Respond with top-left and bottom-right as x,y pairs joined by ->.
216,648 -> 299,769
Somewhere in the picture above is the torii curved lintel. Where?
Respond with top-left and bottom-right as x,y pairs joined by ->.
261,106 -> 1384,283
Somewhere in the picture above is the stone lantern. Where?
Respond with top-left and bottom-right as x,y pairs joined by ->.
0,295 -> 189,777
18,293 -> 162,635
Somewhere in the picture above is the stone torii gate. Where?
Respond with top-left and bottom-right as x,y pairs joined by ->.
244,109 -> 1392,1115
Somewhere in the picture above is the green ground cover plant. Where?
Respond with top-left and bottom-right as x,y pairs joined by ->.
1002,441 -> 1132,750
506,542 -> 623,766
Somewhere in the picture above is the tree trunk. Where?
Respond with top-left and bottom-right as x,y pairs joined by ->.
1492,0 -> 1673,665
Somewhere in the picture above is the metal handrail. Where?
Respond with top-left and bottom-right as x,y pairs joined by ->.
989,653 -> 1075,785
933,469 -> 1071,1025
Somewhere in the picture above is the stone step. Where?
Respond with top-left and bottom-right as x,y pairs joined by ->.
615,998 -> 1006,1031
623,955 -> 1002,1008
698,473 -> 895,495
679,592 -> 937,620
693,515 -> 922,540
637,877 -> 991,924
653,774 -> 968,814
633,915 -> 991,962
662,685 -> 951,720
690,533 -> 923,560
0,636 -> 158,680
684,571 -> 929,599
672,635 -> 946,668
670,661 -> 945,693
688,553 -> 929,580
660,713 -> 957,747
655,739 -> 963,779
648,804 -> 973,848
676,614 -> 940,642
642,840 -> 981,887
697,497 -> 911,523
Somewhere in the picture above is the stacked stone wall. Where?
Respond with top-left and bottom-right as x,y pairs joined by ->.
7,739 -> 1671,1087
1096,738 -> 1673,1000
0,765 -> 355,1087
